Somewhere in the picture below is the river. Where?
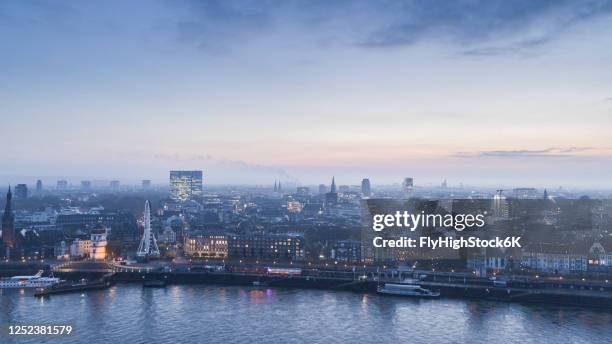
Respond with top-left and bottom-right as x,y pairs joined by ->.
1,284 -> 611,343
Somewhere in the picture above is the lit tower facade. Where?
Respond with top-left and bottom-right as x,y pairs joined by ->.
137,200 -> 160,258
2,186 -> 16,259
169,170 -> 203,202
361,178 -> 371,198
402,177 -> 414,198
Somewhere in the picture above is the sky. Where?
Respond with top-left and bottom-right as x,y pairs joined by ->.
1,0 -> 612,188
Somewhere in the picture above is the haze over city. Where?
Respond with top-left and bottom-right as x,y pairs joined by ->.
1,1 -> 612,187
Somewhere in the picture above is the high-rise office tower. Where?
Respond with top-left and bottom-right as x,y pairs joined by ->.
169,170 -> 203,202
35,180 -> 43,195
142,180 -> 151,190
14,184 -> 27,199
81,180 -> 92,190
2,187 -> 16,258
361,178 -> 371,198
57,180 -> 68,191
110,180 -> 120,191
402,177 -> 414,198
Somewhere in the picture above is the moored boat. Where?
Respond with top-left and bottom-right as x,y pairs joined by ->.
0,270 -> 60,289
377,283 -> 440,298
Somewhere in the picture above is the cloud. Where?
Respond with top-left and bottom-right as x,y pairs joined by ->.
167,0 -> 612,54
454,147 -> 594,158
152,152 -> 298,182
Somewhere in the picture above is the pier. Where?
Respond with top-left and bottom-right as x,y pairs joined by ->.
21,261 -> 606,308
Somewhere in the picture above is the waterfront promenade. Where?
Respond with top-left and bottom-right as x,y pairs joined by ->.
2,260 -> 610,308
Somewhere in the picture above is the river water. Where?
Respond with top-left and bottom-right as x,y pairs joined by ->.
1,284 -> 611,343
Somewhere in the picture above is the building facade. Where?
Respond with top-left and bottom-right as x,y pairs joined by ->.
228,232 -> 305,262
361,178 -> 371,198
2,187 -> 16,258
332,240 -> 362,263
184,230 -> 228,259
170,170 -> 203,202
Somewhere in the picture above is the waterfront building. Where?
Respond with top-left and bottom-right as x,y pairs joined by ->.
70,239 -> 91,258
2,187 -> 16,258
331,240 -> 362,263
90,226 -> 108,260
361,178 -> 371,198
521,243 -> 588,273
14,184 -> 28,199
170,170 -> 203,202
228,232 -> 305,262
185,230 -> 228,259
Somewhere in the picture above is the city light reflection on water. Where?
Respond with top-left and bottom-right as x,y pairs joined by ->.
0,285 -> 610,344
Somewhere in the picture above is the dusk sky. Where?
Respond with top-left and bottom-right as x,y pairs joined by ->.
1,0 -> 612,187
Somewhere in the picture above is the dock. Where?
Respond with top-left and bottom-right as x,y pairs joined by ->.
34,272 -> 114,297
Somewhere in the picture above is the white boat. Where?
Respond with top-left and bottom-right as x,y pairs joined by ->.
377,283 -> 440,298
0,270 -> 60,289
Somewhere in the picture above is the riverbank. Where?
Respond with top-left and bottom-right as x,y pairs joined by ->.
50,270 -> 612,309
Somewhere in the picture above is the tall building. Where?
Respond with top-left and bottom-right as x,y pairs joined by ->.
57,180 -> 68,191
330,176 -> 337,193
110,180 -> 120,191
142,179 -> 151,190
35,180 -> 43,195
81,180 -> 92,190
169,170 -> 203,202
2,187 -> 16,258
89,226 -> 108,260
361,178 -> 371,198
402,177 -> 414,198
14,184 -> 27,199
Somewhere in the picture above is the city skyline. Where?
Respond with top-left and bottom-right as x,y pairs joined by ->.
1,1 -> 612,187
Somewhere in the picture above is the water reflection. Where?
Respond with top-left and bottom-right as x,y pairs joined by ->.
0,285 -> 610,344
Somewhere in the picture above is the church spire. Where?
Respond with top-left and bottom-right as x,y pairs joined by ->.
3,185 -> 16,255
274,180 -> 277,192
4,185 -> 11,214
